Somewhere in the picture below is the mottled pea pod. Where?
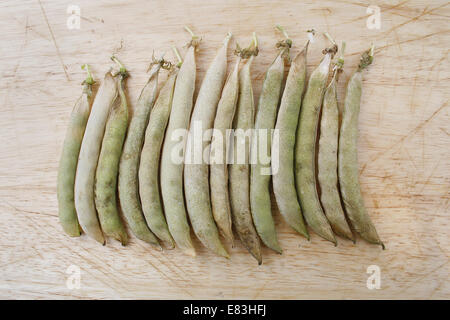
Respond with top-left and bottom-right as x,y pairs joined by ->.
229,34 -> 262,264
250,29 -> 291,254
94,57 -> 129,245
318,43 -> 354,241
161,29 -> 199,256
75,69 -> 118,245
139,69 -> 178,248
184,33 -> 231,258
57,65 -> 94,237
295,40 -> 337,245
118,60 -> 162,248
210,57 -> 240,248
273,34 -> 310,240
338,45 -> 384,248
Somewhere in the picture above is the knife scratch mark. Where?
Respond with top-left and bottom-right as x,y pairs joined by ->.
360,100 -> 448,174
347,30 -> 450,57
38,0 -> 70,81
379,3 -> 450,39
134,241 -> 194,298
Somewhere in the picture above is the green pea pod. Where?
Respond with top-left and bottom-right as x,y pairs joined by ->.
94,57 -> 129,245
273,38 -> 309,240
250,35 -> 288,254
338,45 -> 384,248
318,44 -> 354,241
139,70 -> 177,248
295,49 -> 337,245
75,70 -> 118,245
57,65 -> 94,237
118,62 -> 161,248
210,57 -> 240,249
230,34 -> 262,263
161,30 -> 199,256
184,33 -> 231,258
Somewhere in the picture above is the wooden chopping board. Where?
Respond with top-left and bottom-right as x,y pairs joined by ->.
0,0 -> 449,299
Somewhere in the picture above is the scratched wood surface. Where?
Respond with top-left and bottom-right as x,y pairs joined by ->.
0,0 -> 449,299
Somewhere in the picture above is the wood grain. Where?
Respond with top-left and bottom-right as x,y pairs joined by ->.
0,0 -> 449,299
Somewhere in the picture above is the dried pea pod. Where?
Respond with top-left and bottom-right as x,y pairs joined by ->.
210,57 -> 240,248
160,28 -> 199,256
139,66 -> 178,248
295,34 -> 337,245
94,57 -> 129,245
272,29 -> 310,241
118,58 -> 162,248
250,26 -> 291,254
229,34 -> 262,263
338,44 -> 384,248
57,65 -> 94,237
75,67 -> 118,245
318,42 -> 354,241
184,33 -> 231,258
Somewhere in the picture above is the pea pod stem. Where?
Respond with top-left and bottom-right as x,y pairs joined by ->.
57,65 -> 94,237
307,29 -> 316,43
111,55 -> 127,77
335,41 -> 346,76
358,43 -> 375,71
275,25 -> 292,60
338,45 -> 384,249
146,52 -> 169,72
323,32 -> 336,47
81,64 -> 95,86
184,25 -> 201,48
172,46 -> 183,67
235,32 -> 259,60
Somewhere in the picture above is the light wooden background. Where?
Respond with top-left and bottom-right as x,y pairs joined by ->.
0,0 -> 449,299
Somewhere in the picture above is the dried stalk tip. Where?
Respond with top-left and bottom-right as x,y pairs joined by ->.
275,25 -> 292,60
160,59 -> 174,70
275,26 -> 292,47
224,32 -> 233,44
172,46 -> 183,68
333,41 -> 346,75
322,45 -> 338,56
147,52 -> 173,72
81,64 -> 95,85
184,26 -> 201,48
111,55 -> 129,79
235,32 -> 259,59
275,25 -> 292,48
322,32 -> 338,57
358,43 -> 375,71
306,29 -> 316,44
81,64 -> 94,97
